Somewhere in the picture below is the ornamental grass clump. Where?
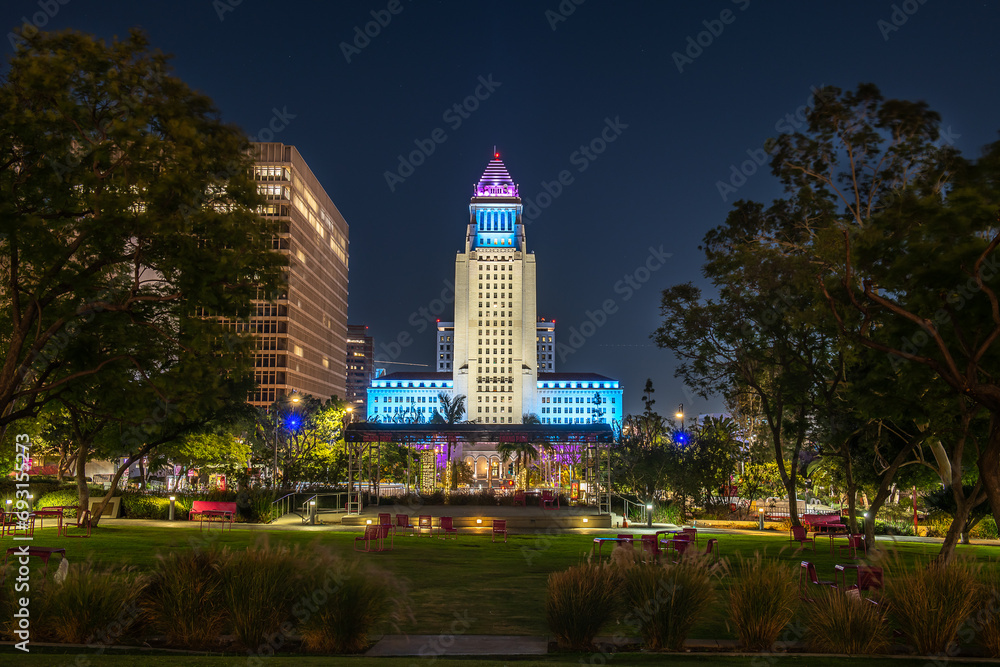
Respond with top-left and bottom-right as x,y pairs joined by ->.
974,572 -> 1000,657
297,554 -> 403,654
17,562 -> 145,644
885,556 -> 982,655
727,553 -> 796,651
620,558 -> 716,650
222,537 -> 305,650
803,588 -> 890,654
545,562 -> 620,650
143,548 -> 232,648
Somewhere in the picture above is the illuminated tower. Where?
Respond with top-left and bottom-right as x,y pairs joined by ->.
453,153 -> 537,423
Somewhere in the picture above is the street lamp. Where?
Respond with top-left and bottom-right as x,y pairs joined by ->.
274,392 -> 301,489
675,404 -> 684,431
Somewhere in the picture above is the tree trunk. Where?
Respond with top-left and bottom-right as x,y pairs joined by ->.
91,443 -> 155,527
75,440 -> 89,518
138,457 -> 146,490
846,484 -> 858,534
938,494 -> 975,564
978,414 -> 1000,540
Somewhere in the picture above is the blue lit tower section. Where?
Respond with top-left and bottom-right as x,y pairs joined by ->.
453,152 -> 538,423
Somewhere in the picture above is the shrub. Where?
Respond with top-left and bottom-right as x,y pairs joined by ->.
886,557 -> 982,655
545,562 -> 620,650
143,548 -> 232,648
803,588 -> 890,654
221,537 -> 304,650
972,515 -> 999,540
120,492 -> 192,520
620,558 -> 716,650
34,486 -> 108,512
727,553 -> 796,650
298,554 -> 402,653
1,562 -> 145,644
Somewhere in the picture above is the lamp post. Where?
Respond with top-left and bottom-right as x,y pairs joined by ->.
675,404 -> 684,432
169,496 -> 176,521
273,393 -> 300,490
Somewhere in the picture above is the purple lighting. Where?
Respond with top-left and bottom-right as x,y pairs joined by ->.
473,156 -> 519,197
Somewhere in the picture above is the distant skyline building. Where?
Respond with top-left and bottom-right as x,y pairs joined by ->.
368,154 -> 621,425
346,324 -> 374,415
245,142 -> 349,406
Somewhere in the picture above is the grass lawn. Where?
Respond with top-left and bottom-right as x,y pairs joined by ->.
10,522 -> 1000,640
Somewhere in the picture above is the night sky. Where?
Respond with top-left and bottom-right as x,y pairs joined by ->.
5,1 -> 999,417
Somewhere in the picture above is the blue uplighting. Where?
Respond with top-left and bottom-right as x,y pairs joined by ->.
285,416 -> 302,430
674,431 -> 689,445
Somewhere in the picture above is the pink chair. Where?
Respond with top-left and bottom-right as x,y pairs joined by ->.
354,525 -> 382,552
790,525 -> 815,551
395,514 -> 414,535
704,538 -> 719,560
799,561 -> 836,601
417,515 -> 433,536
492,519 -> 507,543
616,533 -> 634,549
838,533 -> 865,559
681,527 -> 698,544
438,516 -> 458,537
541,490 -> 559,509
640,534 -> 662,562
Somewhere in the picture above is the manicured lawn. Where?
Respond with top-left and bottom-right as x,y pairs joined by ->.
11,522 -> 1000,640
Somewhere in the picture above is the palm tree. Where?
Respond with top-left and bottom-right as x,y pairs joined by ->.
431,392 -> 466,489
521,413 -> 554,485
497,439 -> 540,489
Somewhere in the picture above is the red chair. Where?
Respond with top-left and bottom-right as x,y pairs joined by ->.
616,533 -> 634,549
417,515 -> 433,536
668,538 -> 690,562
704,538 -> 719,560
62,509 -> 91,538
492,519 -> 507,543
640,534 -> 662,562
541,490 -> 559,509
354,525 -> 382,552
838,533 -> 865,559
681,527 -> 698,544
377,522 -> 393,550
378,512 -> 392,530
799,561 -> 836,601
395,514 -> 414,535
790,525 -> 815,551
513,490 -> 526,506
438,516 -> 458,538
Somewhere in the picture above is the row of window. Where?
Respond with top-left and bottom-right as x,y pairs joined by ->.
541,407 -> 611,415
540,396 -> 615,404
478,406 -> 513,413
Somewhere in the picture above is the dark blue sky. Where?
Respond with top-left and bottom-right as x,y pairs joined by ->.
6,0 -> 999,417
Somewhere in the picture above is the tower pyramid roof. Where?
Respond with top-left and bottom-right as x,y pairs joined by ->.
474,151 -> 519,197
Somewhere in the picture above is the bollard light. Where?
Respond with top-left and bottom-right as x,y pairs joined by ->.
646,503 -> 653,528
309,500 -> 317,525
582,518 -> 588,523
169,496 -> 176,521
476,518 -> 482,524
758,508 -> 765,530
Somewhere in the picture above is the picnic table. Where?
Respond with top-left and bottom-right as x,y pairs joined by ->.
32,507 -> 71,534
2,546 -> 67,584
826,531 -> 859,554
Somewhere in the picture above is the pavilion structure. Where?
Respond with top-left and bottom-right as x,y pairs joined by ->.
343,422 -> 613,515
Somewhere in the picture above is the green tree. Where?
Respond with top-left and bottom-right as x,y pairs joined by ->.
759,83 -> 1000,553
0,28 -> 284,439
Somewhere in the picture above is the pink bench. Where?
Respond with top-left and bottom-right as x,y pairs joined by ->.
801,513 -> 846,534
189,501 -> 237,531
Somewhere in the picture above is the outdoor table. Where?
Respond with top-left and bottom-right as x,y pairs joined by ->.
31,508 -> 66,534
827,531 -> 852,554
592,537 -> 632,559
2,546 -> 67,584
659,536 -> 691,556
201,509 -> 235,530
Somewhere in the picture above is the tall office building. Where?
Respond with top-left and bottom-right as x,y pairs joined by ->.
246,142 -> 349,406
368,153 -> 621,424
346,324 -> 374,414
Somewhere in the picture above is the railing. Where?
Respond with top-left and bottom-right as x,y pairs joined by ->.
617,496 -> 647,525
270,492 -> 350,523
